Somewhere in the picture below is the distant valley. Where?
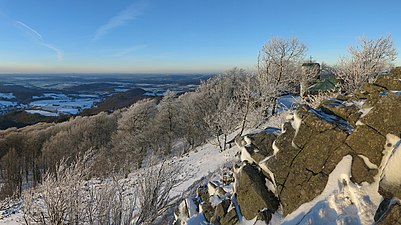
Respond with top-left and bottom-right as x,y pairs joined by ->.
0,73 -> 212,129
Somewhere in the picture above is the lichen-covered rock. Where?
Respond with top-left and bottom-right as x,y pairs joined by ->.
320,100 -> 362,126
375,74 -> 401,90
361,93 -> 401,137
266,122 -> 300,190
296,128 -> 348,174
221,208 -> 239,225
235,163 -> 279,221
197,185 -> 214,221
266,106 -> 350,215
199,201 -> 214,222
350,154 -> 378,184
210,199 -> 239,225
243,132 -> 277,163
345,125 -> 385,166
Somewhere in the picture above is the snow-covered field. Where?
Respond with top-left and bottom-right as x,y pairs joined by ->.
0,93 -> 15,100
26,93 -> 102,116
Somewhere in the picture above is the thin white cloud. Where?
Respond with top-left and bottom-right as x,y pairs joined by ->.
14,20 -> 63,61
15,21 -> 43,41
112,44 -> 147,57
93,0 -> 147,41
41,43 -> 63,61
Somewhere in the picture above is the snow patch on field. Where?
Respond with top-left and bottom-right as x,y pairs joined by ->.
26,110 -> 58,117
0,93 -> 15,100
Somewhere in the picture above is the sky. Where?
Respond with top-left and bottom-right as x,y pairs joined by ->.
0,0 -> 401,74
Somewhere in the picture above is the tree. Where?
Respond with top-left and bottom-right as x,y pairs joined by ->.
111,99 -> 158,171
336,34 -> 397,93
257,36 -> 307,116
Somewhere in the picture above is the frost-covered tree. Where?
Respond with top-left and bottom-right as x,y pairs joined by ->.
257,36 -> 307,115
336,34 -> 397,93
199,68 -> 246,151
151,91 -> 183,154
178,92 -> 209,152
111,99 -> 158,171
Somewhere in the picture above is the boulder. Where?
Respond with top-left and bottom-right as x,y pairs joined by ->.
266,122 -> 300,189
197,185 -> 214,221
199,202 -> 214,222
320,100 -> 362,126
235,163 -> 279,221
297,105 -> 336,132
390,67 -> 401,78
210,199 -> 239,225
361,93 -> 401,137
345,125 -> 385,166
221,208 -> 239,225
375,74 -> 401,90
244,132 -> 277,163
295,128 -> 348,174
350,154 -> 378,184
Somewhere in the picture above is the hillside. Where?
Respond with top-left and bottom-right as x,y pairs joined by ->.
172,68 -> 401,224
1,66 -> 401,224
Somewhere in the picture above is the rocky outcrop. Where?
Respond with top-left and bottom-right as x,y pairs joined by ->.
175,67 -> 401,224
235,163 -> 279,220
267,105 -> 349,215
361,93 -> 401,137
241,131 -> 277,163
210,199 -> 239,225
239,68 -> 401,218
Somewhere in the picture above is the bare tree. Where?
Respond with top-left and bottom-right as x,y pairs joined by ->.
132,158 -> 183,225
336,34 -> 397,93
257,36 -> 307,116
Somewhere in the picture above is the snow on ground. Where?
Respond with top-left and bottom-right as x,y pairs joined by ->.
0,93 -> 15,100
169,142 -> 238,198
27,94 -> 102,116
0,101 -> 17,108
277,95 -> 300,112
25,110 -> 58,117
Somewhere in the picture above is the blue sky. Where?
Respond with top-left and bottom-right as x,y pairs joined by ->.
0,0 -> 400,73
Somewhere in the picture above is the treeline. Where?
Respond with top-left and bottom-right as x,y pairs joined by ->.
0,34 -> 396,200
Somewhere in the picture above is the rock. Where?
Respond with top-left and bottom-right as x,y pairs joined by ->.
320,100 -> 362,126
296,128 -> 348,174
390,67 -> 401,78
279,171 -> 328,215
361,93 -> 401,137
221,208 -> 239,225
297,105 -> 336,132
345,125 -> 385,166
374,198 -> 392,222
197,185 -> 214,222
199,201 -> 214,222
216,186 -> 227,198
350,154 -> 378,184
322,144 -> 352,175
210,199 -> 239,225
235,163 -> 279,221
197,185 -> 210,203
174,200 -> 189,225
243,132 -> 277,163
375,74 -> 401,90
361,82 -> 388,94
266,122 -> 300,189
375,201 -> 401,225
